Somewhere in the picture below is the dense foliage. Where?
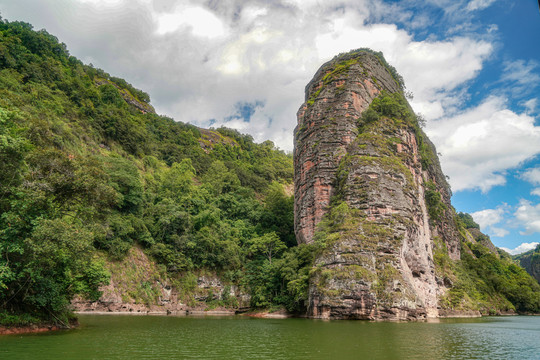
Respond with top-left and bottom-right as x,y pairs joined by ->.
456,212 -> 480,230
0,19 -> 304,326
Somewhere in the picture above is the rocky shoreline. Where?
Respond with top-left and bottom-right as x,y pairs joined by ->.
0,324 -> 64,335
2,309 -> 529,335
0,319 -> 78,335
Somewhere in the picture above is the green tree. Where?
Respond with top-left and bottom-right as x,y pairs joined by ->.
259,182 -> 295,247
249,232 -> 286,264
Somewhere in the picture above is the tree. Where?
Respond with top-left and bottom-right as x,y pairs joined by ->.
259,182 -> 295,247
249,232 -> 286,264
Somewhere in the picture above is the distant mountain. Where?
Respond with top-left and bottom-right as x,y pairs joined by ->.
515,245 -> 540,284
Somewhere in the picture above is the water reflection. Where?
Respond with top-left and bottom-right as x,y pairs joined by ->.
0,315 -> 538,359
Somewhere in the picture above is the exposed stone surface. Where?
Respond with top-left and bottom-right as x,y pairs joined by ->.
294,50 -> 462,320
0,325 -> 62,335
72,247 -> 250,314
467,228 -> 499,255
0,319 -> 78,335
198,128 -> 239,153
95,78 -> 155,114
294,52 -> 400,246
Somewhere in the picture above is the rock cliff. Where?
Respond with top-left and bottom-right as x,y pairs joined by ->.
294,50 -> 461,320
72,247 -> 250,315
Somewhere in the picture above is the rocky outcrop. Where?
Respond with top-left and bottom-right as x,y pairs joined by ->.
294,52 -> 399,246
294,50 -> 462,320
95,78 -> 155,114
467,228 -> 499,255
72,247 -> 250,314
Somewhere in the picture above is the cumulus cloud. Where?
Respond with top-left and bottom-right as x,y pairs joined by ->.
490,227 -> 509,237
0,0 -> 499,153
514,199 -> 540,235
500,242 -> 539,255
471,207 -> 506,229
0,0 -> 538,192
471,205 -> 509,237
427,97 -> 540,192
522,98 -> 538,114
466,0 -> 497,12
521,167 -> 540,185
531,188 -> 540,197
155,6 -> 228,38
315,20 -> 493,119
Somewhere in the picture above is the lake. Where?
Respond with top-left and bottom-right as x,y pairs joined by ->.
1,315 -> 539,359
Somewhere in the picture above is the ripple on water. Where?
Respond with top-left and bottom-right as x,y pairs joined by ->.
0,315 -> 539,360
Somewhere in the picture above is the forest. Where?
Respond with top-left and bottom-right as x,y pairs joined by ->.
0,19 -> 314,326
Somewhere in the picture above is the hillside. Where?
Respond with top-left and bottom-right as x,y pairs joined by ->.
0,19 -> 305,327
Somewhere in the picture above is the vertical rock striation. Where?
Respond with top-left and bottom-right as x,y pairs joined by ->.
294,50 -> 460,320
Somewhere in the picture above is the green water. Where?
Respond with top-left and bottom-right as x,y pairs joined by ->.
1,315 -> 539,359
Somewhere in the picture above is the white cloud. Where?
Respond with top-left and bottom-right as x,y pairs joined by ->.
0,0 -> 536,187
531,188 -> 540,197
427,97 -> 540,192
515,199 -> 540,235
470,206 -> 509,237
502,60 -> 540,86
77,0 -> 125,5
315,19 -> 493,120
500,242 -> 539,255
471,206 -> 505,229
155,6 -> 228,38
466,0 -> 497,12
487,24 -> 498,33
522,98 -> 537,114
490,227 -> 509,237
0,0 -> 499,155
522,167 -> 540,186
500,60 -> 540,99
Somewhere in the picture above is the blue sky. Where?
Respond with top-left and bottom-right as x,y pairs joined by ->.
0,0 -> 539,253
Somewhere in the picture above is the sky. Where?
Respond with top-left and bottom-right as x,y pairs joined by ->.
1,0 -> 540,254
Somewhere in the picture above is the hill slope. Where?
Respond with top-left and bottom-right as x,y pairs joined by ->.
0,19 -> 305,327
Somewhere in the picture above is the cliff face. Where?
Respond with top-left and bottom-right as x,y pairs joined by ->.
72,247 -> 250,314
294,50 -> 461,320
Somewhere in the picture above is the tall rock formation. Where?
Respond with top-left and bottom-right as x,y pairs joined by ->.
294,50 -> 461,320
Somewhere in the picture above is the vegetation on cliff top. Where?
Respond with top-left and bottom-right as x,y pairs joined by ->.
331,48 -> 405,91
0,19 -> 305,326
